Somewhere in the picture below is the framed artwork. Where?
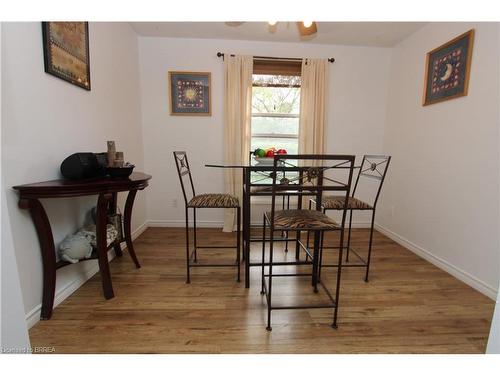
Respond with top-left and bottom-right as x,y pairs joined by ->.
42,22 -> 91,90
169,71 -> 211,116
423,29 -> 474,106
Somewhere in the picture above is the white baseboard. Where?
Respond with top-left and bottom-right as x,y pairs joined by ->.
375,223 -> 497,300
25,221 -> 149,329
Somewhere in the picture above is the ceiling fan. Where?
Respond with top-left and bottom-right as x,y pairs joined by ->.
225,21 -> 318,37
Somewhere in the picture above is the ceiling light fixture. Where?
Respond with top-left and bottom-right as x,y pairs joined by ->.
296,21 -> 317,36
225,21 -> 318,37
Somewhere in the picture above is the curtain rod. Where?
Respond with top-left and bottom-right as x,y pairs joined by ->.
216,52 -> 335,63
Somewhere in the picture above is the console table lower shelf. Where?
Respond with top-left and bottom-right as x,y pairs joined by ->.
13,172 -> 152,320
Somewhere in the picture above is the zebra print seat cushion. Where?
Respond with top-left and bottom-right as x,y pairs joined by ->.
265,209 -> 339,230
188,193 -> 239,208
322,196 -> 372,210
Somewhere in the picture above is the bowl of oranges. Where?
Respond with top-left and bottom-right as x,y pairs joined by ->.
253,147 -> 287,165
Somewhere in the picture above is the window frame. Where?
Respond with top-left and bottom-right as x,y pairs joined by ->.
250,73 -> 301,154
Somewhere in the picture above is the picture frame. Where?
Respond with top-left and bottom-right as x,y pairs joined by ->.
42,22 -> 91,91
422,29 -> 474,106
168,71 -> 211,116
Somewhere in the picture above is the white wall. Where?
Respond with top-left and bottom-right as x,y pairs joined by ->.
486,23 -> 500,353
1,191 -> 30,351
1,22 -> 147,328
377,22 -> 500,298
138,37 -> 391,227
0,22 -> 31,352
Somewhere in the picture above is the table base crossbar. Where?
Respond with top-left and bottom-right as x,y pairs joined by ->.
261,276 -> 337,312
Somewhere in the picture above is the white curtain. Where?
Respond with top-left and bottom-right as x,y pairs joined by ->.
223,55 -> 253,232
298,58 -> 328,156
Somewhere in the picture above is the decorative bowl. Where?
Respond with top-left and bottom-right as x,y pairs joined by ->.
253,156 -> 285,166
106,165 -> 135,179
253,156 -> 274,165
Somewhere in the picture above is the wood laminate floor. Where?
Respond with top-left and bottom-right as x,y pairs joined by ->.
29,227 -> 495,353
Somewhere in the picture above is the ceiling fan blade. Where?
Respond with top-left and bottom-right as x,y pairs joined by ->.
296,21 -> 317,36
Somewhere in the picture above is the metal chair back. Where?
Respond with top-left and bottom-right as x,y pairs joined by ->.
268,154 -> 355,230
173,151 -> 196,205
351,155 -> 391,208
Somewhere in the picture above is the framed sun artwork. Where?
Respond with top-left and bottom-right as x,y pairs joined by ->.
168,71 -> 211,116
423,29 -> 474,106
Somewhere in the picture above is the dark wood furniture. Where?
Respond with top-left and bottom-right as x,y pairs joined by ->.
12,172 -> 152,320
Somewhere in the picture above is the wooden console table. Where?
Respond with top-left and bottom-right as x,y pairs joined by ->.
13,172 -> 152,320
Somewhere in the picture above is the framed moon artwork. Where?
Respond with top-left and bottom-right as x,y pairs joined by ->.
168,71 -> 211,116
422,29 -> 474,106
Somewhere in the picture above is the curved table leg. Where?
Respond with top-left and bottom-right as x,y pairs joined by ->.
20,198 -> 56,320
124,189 -> 141,268
111,193 -> 123,257
96,193 -> 115,299
113,242 -> 123,257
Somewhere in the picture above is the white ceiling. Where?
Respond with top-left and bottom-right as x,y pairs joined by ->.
130,22 -> 427,47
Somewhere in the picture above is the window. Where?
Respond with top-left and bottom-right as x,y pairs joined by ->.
251,74 -> 301,156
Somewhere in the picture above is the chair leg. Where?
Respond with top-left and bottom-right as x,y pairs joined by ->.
242,173 -> 250,266
236,207 -> 241,282
346,209 -> 353,262
332,227 -> 345,329
267,223 -> 274,332
260,214 -> 266,295
318,231 -> 325,282
284,195 -> 290,253
193,208 -> 197,263
241,195 -> 245,262
185,207 -> 190,284
281,196 -> 287,252
312,230 -> 320,293
304,231 -> 310,262
364,210 -> 376,282
295,195 -> 302,260
305,200 -> 312,262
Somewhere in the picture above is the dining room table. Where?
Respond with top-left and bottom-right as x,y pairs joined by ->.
205,159 -> 343,288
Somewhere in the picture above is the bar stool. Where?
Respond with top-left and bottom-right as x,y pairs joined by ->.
310,155 -> 391,282
260,154 -> 355,331
173,151 -> 241,283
